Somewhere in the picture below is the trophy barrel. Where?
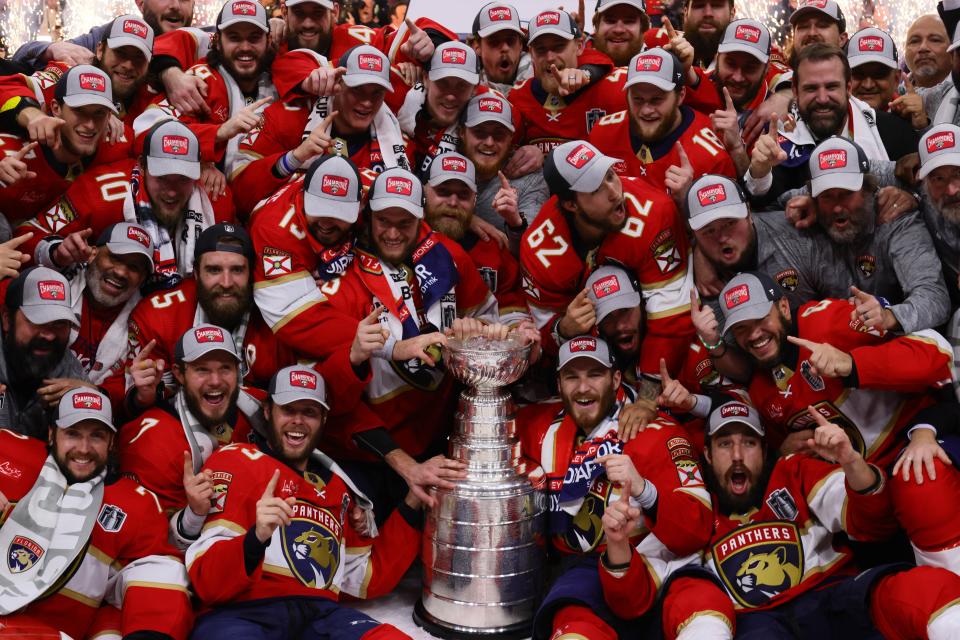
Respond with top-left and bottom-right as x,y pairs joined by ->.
415,337 -> 545,639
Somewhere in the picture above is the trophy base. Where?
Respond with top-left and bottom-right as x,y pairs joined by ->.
413,599 -> 531,640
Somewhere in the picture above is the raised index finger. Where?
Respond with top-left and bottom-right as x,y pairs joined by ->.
249,96 -> 272,111
498,170 -> 511,190
663,17 -> 677,39
404,17 -> 422,33
659,357 -> 673,383
3,233 -> 33,249
805,405 -> 830,428
134,339 -> 157,362
722,86 -> 735,111
786,335 -> 817,351
321,110 -> 339,133
15,141 -> 37,160
620,477 -> 632,502
182,451 -> 194,479
689,288 -> 701,310
263,469 -> 280,498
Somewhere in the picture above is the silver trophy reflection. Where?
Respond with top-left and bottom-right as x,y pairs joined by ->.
414,335 -> 546,638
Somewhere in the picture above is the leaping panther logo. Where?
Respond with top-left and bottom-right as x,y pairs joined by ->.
7,536 -> 43,573
713,522 -> 804,607
282,507 -> 342,589
735,547 -> 801,597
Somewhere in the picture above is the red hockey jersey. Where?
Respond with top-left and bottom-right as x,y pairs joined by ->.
601,452 -> 896,617
0,429 -> 192,640
185,441 -> 420,607
683,62 -> 790,116
588,105 -> 736,192
461,230 -> 529,326
520,176 -> 694,374
747,298 -> 954,467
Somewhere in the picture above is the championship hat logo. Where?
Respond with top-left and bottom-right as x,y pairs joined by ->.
926,131 -> 956,153
478,97 -> 503,112
488,6 -> 512,21
592,274 -> 621,298
818,149 -> 847,169
123,19 -> 148,38
78,72 -> 106,92
127,225 -> 151,247
569,337 -> 597,352
290,370 -> 318,389
357,53 -> 383,72
858,35 -> 884,51
536,11 -> 561,26
441,47 -> 467,65
636,54 -> 663,72
72,392 -> 103,410
8,536 -> 43,574
321,175 -> 350,197
724,283 -> 750,309
565,143 -> 595,169
720,403 -> 749,418
37,280 -> 66,300
735,24 -> 761,43
385,176 -> 413,195
697,184 -> 727,206
441,156 -> 467,173
232,1 -> 257,14
161,135 -> 190,155
195,327 -> 225,343
800,0 -> 829,8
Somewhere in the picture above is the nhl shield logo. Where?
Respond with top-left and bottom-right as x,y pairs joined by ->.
712,522 -> 804,608
282,503 -> 341,589
97,504 -> 127,532
8,535 -> 43,573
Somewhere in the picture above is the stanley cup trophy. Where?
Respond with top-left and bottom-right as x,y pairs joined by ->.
414,335 -> 546,638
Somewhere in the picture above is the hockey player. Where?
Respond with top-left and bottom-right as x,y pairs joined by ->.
16,119 -> 235,286
0,388 -> 192,640
600,399 -> 960,639
590,0 -> 650,68
588,47 -> 736,199
470,2 -> 530,96
520,140 -> 693,375
681,0 -> 734,70
509,9 -> 627,154
186,365 -> 421,639
523,336 -> 712,639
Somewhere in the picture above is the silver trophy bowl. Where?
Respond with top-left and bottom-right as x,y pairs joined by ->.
415,335 -> 545,639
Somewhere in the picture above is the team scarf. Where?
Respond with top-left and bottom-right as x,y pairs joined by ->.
176,388 -> 268,475
776,95 -> 889,168
123,166 -> 216,289
218,64 -> 277,179
69,273 -> 141,385
547,395 -> 628,544
0,456 -> 104,614
315,238 -> 355,282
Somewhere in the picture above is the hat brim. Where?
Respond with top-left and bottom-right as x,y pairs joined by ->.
428,67 -> 480,85
568,155 -> 619,192
789,6 -> 836,24
595,290 -> 642,323
272,389 -> 330,410
427,173 -> 477,192
182,344 -> 242,364
557,351 -> 613,371
707,415 -> 764,437
106,35 -> 153,61
810,171 -> 863,197
463,113 -> 515,131
848,54 -> 897,69
285,0 -> 334,6
56,413 -> 116,431
717,42 -> 768,63
918,152 -> 960,180
721,299 -> 773,335
688,202 -> 749,231
597,0 -> 647,13
370,197 -> 424,219
529,27 -> 574,43
104,241 -> 154,271
20,302 -> 79,327
63,93 -> 119,115
146,155 -> 201,180
342,73 -> 393,91
218,17 -> 269,32
303,192 -> 361,223
624,73 -> 677,92
477,23 -> 524,38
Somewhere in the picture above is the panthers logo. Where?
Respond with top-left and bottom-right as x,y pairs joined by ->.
565,493 -> 605,552
8,536 -> 43,573
281,503 -> 342,589
713,522 -> 803,607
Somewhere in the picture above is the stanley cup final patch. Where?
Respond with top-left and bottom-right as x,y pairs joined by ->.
97,504 -> 127,532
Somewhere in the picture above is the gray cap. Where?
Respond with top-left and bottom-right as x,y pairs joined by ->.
557,335 -> 615,370
707,399 -> 764,436
919,124 -> 960,180
56,388 -> 115,432
268,365 -> 330,410
8,266 -> 79,327
586,266 -> 642,323
429,41 -> 479,85
463,93 -> 515,131
217,0 -> 269,32
544,140 -> 619,195
808,136 -> 869,197
370,167 -> 424,218
175,324 -> 242,363
472,2 -> 524,38
285,0 -> 334,6
718,272 -> 783,335
624,48 -> 683,92
528,9 -> 579,43
303,155 -> 363,222
717,19 -> 770,63
687,174 -> 748,231
341,45 -> 393,91
107,15 -> 154,60
847,28 -> 897,69
790,0 -> 846,31
56,65 -> 118,115
96,222 -> 155,271
428,152 -> 477,191
596,0 -> 647,13
143,120 -> 201,180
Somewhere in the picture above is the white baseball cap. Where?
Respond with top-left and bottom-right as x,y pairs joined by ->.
143,120 -> 201,180
717,19 -> 771,63
427,152 -> 477,192
340,45 -> 393,91
624,48 -> 684,91
808,136 -> 869,197
303,155 -> 363,223
686,175 -> 749,231
269,365 -> 329,410
55,65 -> 118,114
585,266 -> 642,323
472,2 -> 524,38
544,140 -> 619,195
847,28 -> 898,69
216,0 -> 269,32
106,15 -> 154,60
429,41 -> 480,85
919,124 -> 960,180
557,335 -> 615,370
56,388 -> 115,431
528,9 -> 580,43
462,93 -> 515,132
369,167 -> 424,218
707,399 -> 764,436
718,272 -> 784,335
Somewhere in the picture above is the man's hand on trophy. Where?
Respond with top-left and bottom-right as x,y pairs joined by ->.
393,332 -> 447,367
447,318 -> 511,341
398,454 -> 467,509
512,320 -> 543,364
617,399 -> 656,441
